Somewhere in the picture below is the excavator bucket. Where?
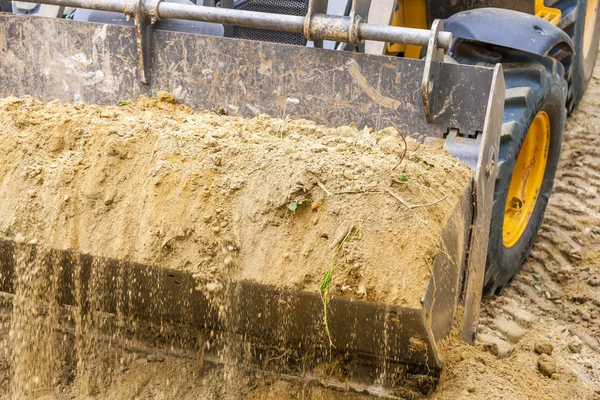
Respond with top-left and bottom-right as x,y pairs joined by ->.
0,5 -> 503,397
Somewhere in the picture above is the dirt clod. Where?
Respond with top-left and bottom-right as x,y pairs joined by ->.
537,354 -> 557,378
534,341 -> 554,356
568,338 -> 583,354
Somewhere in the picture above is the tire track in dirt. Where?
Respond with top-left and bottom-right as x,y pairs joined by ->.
472,52 -> 600,398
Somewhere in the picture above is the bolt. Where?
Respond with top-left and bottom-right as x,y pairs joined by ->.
510,197 -> 523,210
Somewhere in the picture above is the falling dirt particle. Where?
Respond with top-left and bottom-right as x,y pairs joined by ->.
14,233 -> 25,244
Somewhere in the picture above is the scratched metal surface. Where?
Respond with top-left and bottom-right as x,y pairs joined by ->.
0,14 -> 495,140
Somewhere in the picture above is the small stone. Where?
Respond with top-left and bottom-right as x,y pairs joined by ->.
588,276 -> 600,287
205,136 -> 219,148
568,338 -> 583,354
551,373 -> 560,380
27,189 -> 36,198
538,354 -> 557,377
223,255 -> 233,266
460,351 -> 469,361
584,360 -> 593,369
283,252 -> 290,259
466,384 -> 476,393
343,170 -> 357,180
544,291 -> 552,299
477,366 -> 486,374
534,341 -> 554,355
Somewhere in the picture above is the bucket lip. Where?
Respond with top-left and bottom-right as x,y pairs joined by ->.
0,237 -> 442,368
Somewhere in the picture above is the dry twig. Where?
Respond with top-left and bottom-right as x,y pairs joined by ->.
334,188 -> 449,210
386,189 -> 449,209
387,118 -> 408,171
317,181 -> 333,197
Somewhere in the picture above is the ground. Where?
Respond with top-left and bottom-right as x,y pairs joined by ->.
0,53 -> 599,400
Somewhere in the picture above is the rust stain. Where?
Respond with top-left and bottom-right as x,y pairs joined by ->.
380,62 -> 397,70
346,59 -> 401,110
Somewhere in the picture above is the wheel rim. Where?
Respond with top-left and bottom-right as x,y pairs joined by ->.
502,112 -> 550,248
584,0 -> 600,61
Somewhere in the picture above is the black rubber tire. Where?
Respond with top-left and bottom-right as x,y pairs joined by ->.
554,0 -> 600,112
451,42 -> 568,296
0,0 -> 12,12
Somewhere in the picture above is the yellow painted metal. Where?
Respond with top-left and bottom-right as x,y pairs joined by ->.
535,0 -> 562,25
583,0 -> 600,60
502,112 -> 550,248
387,0 -> 427,58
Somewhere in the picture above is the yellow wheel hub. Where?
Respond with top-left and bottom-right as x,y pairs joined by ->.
502,112 -> 550,248
584,0 -> 600,60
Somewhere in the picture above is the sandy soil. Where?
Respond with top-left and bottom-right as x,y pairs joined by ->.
0,53 -> 599,400
0,94 -> 470,307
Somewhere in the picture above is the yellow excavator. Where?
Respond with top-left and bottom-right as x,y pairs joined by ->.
0,0 -> 598,397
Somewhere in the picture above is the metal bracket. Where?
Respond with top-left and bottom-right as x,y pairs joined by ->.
125,0 -> 162,84
348,0 -> 371,46
421,19 -> 445,123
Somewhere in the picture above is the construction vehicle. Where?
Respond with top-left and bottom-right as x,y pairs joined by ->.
0,0 -> 597,397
